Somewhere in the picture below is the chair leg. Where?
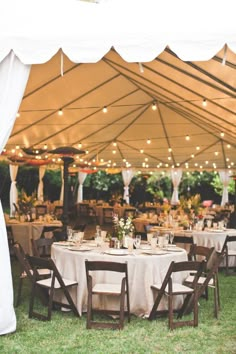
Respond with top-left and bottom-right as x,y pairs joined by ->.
193,291 -> 198,327
126,292 -> 131,323
16,277 -> 23,307
29,281 -> 37,319
119,292 -> 125,330
148,290 -> 163,320
47,287 -> 54,321
216,273 -> 220,309
168,293 -> 174,330
87,290 -> 92,329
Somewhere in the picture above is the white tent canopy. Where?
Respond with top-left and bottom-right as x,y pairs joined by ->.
0,0 -> 236,335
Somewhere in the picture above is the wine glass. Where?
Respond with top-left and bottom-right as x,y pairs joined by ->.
134,235 -> 141,249
169,231 -> 174,245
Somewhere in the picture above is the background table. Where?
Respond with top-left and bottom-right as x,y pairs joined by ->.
7,220 -> 62,254
51,243 -> 188,317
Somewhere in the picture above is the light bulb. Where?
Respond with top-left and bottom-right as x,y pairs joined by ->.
102,106 -> 108,113
152,102 -> 157,111
202,99 -> 207,107
58,109 -> 63,116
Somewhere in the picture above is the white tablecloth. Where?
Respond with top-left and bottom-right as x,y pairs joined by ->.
51,243 -> 188,317
7,221 -> 62,254
193,229 -> 236,267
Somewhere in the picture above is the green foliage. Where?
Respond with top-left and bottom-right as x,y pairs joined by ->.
211,174 -> 235,196
146,172 -> 172,201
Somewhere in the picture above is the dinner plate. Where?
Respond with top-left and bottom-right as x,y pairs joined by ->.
141,250 -> 168,255
140,245 -> 151,250
104,249 -> 129,256
165,248 -> 183,252
53,241 -> 74,246
68,246 -> 92,252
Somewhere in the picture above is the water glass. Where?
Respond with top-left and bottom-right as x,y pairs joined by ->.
127,237 -> 134,253
147,233 -> 153,244
207,220 -> 212,229
134,235 -> 141,249
150,237 -> 157,250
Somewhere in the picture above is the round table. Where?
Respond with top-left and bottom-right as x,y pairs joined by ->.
51,242 -> 188,317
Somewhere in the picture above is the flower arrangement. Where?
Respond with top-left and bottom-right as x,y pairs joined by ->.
179,194 -> 201,216
17,189 -> 37,215
113,214 -> 134,241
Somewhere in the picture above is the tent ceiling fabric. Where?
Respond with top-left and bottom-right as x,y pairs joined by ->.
4,47 -> 236,171
0,0 -> 235,171
0,0 -> 235,64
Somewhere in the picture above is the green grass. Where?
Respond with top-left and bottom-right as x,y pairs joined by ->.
1,260 -> 236,354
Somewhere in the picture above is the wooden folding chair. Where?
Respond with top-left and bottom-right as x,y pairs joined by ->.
103,207 -> 114,225
31,237 -> 55,258
148,260 -> 205,329
85,260 -> 130,330
13,243 -> 50,307
183,251 -> 224,318
221,235 -> 236,275
27,256 -> 79,321
188,244 -> 215,300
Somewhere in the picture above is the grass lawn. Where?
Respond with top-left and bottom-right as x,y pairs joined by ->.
1,259 -> 236,354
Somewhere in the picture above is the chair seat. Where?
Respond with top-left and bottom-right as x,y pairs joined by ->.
151,282 -> 194,294
92,283 -> 122,295
37,277 -> 77,289
29,268 -> 51,276
185,275 -> 214,286
228,250 -> 236,256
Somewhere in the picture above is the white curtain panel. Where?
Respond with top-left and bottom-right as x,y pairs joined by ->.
37,166 -> 46,201
219,170 -> 230,206
171,169 -> 183,205
122,169 -> 134,205
60,166 -> 64,202
77,171 -> 87,203
0,52 -> 30,335
9,164 -> 18,217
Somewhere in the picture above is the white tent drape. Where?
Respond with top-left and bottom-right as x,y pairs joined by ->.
9,164 -> 18,217
0,52 -> 31,335
219,170 -> 230,206
171,169 -> 183,205
122,169 -> 134,205
37,166 -> 46,201
60,166 -> 64,203
77,171 -> 87,203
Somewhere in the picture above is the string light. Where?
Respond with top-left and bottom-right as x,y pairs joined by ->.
112,141 -> 117,147
16,112 -> 20,118
220,132 -> 224,137
202,98 -> 207,107
58,109 -> 63,116
140,149 -> 144,154
78,143 -> 82,149
146,138 -> 151,144
185,135 -> 190,141
151,102 -> 157,111
43,144 -> 48,150
102,106 -> 108,113
196,146 -> 200,150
